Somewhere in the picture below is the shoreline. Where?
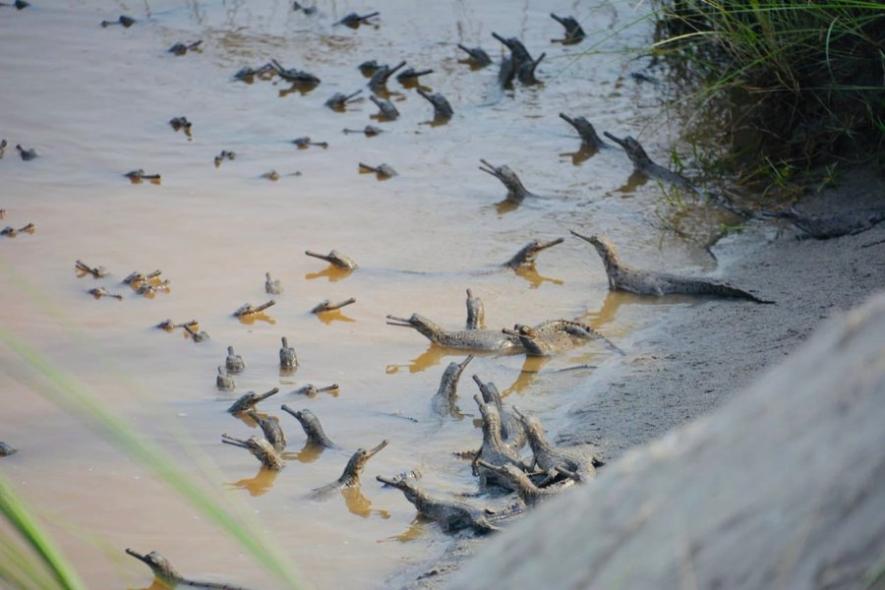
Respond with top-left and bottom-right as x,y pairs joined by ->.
394,168 -> 885,588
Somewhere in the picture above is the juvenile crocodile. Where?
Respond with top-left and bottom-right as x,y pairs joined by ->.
431,355 -> 474,417
343,125 -> 384,137
504,238 -> 564,269
214,150 -> 235,167
369,96 -> 399,121
397,67 -> 433,84
292,136 -> 328,149
281,405 -> 337,448
325,89 -> 363,110
0,139 -> 6,158
559,113 -> 607,151
0,442 -> 17,457
169,116 -> 192,135
289,384 -> 339,397
479,159 -> 537,203
603,132 -> 695,192
368,61 -> 405,93
216,366 -> 235,391
292,1 -> 317,15
221,433 -> 285,471
124,169 -> 161,183
233,63 -> 275,83
0,1 -> 29,9
270,59 -> 320,86
124,269 -> 162,286
227,388 -> 279,414
457,44 -> 492,68
101,15 -> 135,28
474,395 -> 532,490
550,13 -> 586,44
305,249 -> 357,270
506,320 -> 624,356
475,460 -> 567,508
336,11 -> 379,28
376,475 -> 497,534
233,300 -> 276,318
168,40 -> 202,55
311,298 -> 356,314
571,231 -> 774,303
513,406 -> 600,481
225,346 -> 246,373
417,88 -> 453,121
245,411 -> 287,452
386,313 -> 521,352
311,440 -> 388,498
358,162 -> 397,178
75,259 -> 108,278
492,33 -> 543,86
279,337 -> 298,370
265,272 -> 282,295
465,289 -> 485,330
126,548 -> 252,590
472,375 -> 525,449
762,205 -> 885,240
88,287 -> 123,300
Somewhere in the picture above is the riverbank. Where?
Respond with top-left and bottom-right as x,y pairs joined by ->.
392,168 -> 885,588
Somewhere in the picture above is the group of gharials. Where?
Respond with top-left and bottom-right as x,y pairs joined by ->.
6,3 -> 885,588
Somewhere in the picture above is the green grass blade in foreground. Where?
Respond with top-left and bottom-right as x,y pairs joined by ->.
0,329 -> 307,590
0,474 -> 87,590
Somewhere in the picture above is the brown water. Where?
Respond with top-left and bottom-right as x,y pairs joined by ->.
0,1 -> 722,588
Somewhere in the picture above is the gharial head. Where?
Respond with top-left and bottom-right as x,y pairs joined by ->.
479,159 -> 526,193
602,132 -> 652,168
569,231 -> 620,267
342,439 -> 389,479
125,548 -> 181,582
386,313 -> 443,339
511,406 -> 545,437
473,394 -> 502,429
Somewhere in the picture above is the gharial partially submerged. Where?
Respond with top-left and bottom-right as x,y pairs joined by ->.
311,440 -> 388,498
386,313 -> 521,353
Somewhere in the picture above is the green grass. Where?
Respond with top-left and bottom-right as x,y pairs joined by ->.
652,0 -> 885,195
0,325 -> 307,590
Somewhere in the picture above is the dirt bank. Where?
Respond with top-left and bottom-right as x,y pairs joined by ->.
391,171 -> 885,588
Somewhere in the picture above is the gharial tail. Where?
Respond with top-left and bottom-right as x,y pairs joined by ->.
697,280 -> 775,304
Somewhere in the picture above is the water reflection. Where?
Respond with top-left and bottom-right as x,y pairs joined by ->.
304,266 -> 353,282
387,516 -> 429,543
502,355 -> 549,396
284,442 -> 326,464
341,485 -> 391,519
227,466 -> 279,497
560,144 -> 598,166
314,309 -> 356,324
512,265 -> 564,289
237,312 -> 275,325
615,170 -> 649,194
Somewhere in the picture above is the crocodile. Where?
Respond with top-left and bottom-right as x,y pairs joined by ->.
358,162 -> 397,178
227,388 -> 279,414
126,548 -> 251,590
75,260 -> 108,278
550,13 -> 586,44
281,405 -> 337,448
343,125 -> 383,137
214,150 -> 235,167
88,287 -> 123,300
305,249 -> 358,270
225,346 -> 246,373
279,337 -> 298,371
289,384 -> 340,398
386,313 -> 521,352
123,269 -> 162,285
559,113 -> 607,152
101,15 -> 135,28
311,298 -> 356,314
457,44 -> 492,68
571,231 -> 775,303
376,475 -> 498,534
233,300 -> 276,318
492,33 -> 543,86
264,272 -> 282,295
124,169 -> 161,183
397,67 -> 433,85
465,289 -> 484,330
325,89 -> 363,111
0,1 -> 29,9
603,132 -> 696,192
475,460 -> 570,507
292,1 -> 317,15
431,355 -> 474,417
261,170 -> 280,181
245,411 -> 287,452
216,366 -> 235,391
0,442 -> 16,457
16,145 -> 37,161
311,440 -> 388,498
184,323 -> 209,343
336,11 -> 379,28
479,159 -> 537,203
473,394 -> 532,490
513,406 -> 601,481
168,40 -> 202,55
504,238 -> 564,269
416,88 -> 453,121
233,63 -> 275,83
762,205 -> 885,240
0,139 -> 5,157
506,320 -> 624,356
358,60 -> 382,76
270,59 -> 320,86
1,223 -> 34,237
292,136 -> 328,149
472,375 -> 525,449
221,433 -> 284,471
169,116 -> 192,136
369,95 -> 399,121
368,61 -> 406,94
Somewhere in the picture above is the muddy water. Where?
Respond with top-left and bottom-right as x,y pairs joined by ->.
1,1 -> 719,588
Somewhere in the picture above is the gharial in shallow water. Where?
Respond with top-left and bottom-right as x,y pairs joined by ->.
465,289 -> 485,330
335,11 -> 379,28
430,355 -> 474,417
221,433 -> 285,470
479,159 -> 537,203
416,88 -> 453,121
282,405 -> 337,449
168,40 -> 202,56
358,162 -> 397,179
368,61 -> 406,94
310,440 -> 388,498
559,113 -> 608,152
216,366 -> 235,391
126,548 -> 252,590
227,387 -> 279,414
225,345 -> 246,374
101,15 -> 135,28
457,44 -> 492,68
305,249 -> 358,270
325,89 -> 363,111
15,144 -> 37,161
311,298 -> 356,314
603,131 -> 696,192
279,337 -> 298,370
369,95 -> 399,121
386,313 -> 521,353
550,13 -> 586,44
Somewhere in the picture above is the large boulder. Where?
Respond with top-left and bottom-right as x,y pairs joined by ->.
449,293 -> 885,590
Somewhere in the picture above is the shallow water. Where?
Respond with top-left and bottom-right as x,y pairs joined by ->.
0,1 -> 723,588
